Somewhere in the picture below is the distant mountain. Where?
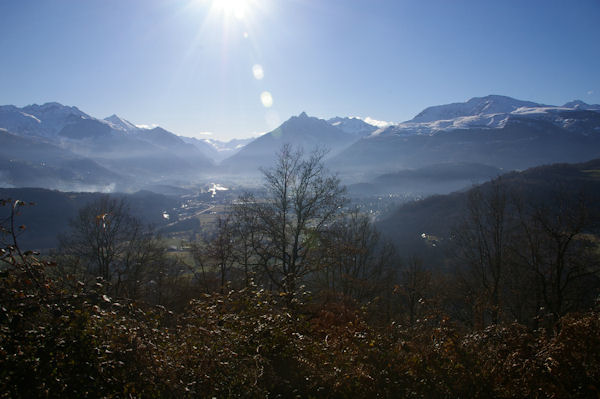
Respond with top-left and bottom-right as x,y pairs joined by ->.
4,97 -> 600,190
0,102 -> 215,189
221,112 -> 359,174
57,117 -> 113,139
104,114 -> 139,133
0,128 -> 125,191
181,136 -> 255,163
562,100 -> 600,111
327,117 -> 379,137
330,96 -> 600,175
132,127 -> 214,169
0,102 -> 86,139
409,95 -> 544,123
206,137 -> 255,159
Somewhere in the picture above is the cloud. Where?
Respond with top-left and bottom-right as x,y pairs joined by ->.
588,90 -> 594,95
135,123 -> 159,129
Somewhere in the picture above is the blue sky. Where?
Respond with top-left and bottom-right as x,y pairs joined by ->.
1,0 -> 599,140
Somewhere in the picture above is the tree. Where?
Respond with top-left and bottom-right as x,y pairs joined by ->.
316,210 -> 395,304
57,196 -> 169,299
190,215 -> 236,293
452,179 -> 516,327
397,256 -> 432,326
231,193 -> 261,288
233,144 -> 346,297
513,191 -> 600,324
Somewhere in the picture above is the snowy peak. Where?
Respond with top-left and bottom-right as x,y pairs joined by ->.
206,137 -> 255,151
410,95 -> 545,123
275,113 -> 362,144
21,102 -> 88,127
377,95 -> 600,138
221,112 -> 362,171
328,117 -> 379,137
0,102 -> 90,138
21,102 -> 87,118
563,100 -> 600,111
104,114 -> 139,133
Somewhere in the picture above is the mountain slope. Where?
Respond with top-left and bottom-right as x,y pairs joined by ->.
133,127 -> 214,169
0,187 -> 182,249
0,128 -> 125,190
347,162 -> 502,197
330,96 -> 600,175
0,102 -> 215,188
327,117 -> 379,137
409,95 -> 545,123
377,158 -> 600,263
104,114 -> 139,133
221,112 -> 358,173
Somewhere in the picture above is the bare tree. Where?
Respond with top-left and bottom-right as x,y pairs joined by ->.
397,256 -> 432,326
514,191 -> 599,324
190,215 -> 235,293
233,144 -> 346,297
231,193 -> 262,288
57,196 -> 168,299
452,179 -> 516,327
317,210 -> 395,304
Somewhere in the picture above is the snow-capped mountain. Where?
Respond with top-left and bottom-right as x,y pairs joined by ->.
409,95 -> 545,123
376,95 -> 600,136
327,117 -> 379,137
330,95 -> 600,175
3,96 -> 600,190
562,100 -> 600,111
104,114 -> 139,133
221,112 -> 361,173
206,137 -> 255,152
0,102 -> 89,138
0,102 -> 215,190
181,136 -> 255,163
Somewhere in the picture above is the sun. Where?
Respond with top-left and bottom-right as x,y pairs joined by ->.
212,0 -> 251,20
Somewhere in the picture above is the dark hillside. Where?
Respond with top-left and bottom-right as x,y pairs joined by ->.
0,188 -> 181,250
377,158 -> 600,265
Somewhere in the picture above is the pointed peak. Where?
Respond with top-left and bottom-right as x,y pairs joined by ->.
564,100 -> 587,108
562,100 -> 600,111
104,114 -> 139,132
298,111 -> 308,118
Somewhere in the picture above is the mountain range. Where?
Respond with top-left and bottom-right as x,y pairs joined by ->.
329,95 -> 600,175
1,95 -> 599,192
219,112 -> 378,174
0,103 -> 216,190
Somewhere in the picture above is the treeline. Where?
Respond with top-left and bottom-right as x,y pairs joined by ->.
1,146 -> 600,397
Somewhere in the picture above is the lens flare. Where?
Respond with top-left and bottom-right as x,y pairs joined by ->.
260,91 -> 273,107
252,64 -> 264,80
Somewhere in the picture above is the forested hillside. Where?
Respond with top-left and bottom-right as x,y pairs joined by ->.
2,150 -> 599,397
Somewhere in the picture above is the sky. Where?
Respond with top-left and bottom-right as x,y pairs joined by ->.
1,0 -> 599,140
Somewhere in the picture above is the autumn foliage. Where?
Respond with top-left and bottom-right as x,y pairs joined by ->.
1,248 -> 599,398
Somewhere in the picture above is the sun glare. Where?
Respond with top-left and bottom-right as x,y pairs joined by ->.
212,0 -> 250,19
